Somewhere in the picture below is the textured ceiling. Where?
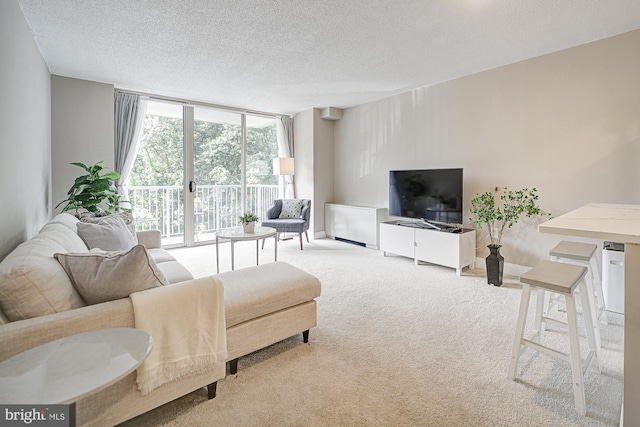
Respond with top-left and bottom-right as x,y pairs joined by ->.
16,0 -> 640,115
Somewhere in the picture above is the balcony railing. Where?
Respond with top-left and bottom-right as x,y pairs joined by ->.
127,184 -> 279,241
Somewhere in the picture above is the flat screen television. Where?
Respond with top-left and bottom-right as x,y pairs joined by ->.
389,168 -> 463,224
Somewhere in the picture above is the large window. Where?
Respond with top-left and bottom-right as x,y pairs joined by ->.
246,114 -> 279,214
127,100 -> 279,246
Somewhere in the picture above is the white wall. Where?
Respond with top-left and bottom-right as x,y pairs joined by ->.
293,108 -> 335,237
294,109 -> 314,201
333,30 -> 640,267
0,0 -> 52,261
293,109 -> 315,232
313,109 -> 334,237
51,76 -> 114,214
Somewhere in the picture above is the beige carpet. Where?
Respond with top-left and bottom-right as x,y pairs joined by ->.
120,237 -> 623,426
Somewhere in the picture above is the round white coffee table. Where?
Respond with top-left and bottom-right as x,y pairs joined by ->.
216,226 -> 277,273
0,328 -> 152,425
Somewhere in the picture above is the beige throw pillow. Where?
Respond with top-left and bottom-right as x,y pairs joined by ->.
279,199 -> 303,219
0,224 -> 88,322
77,214 -> 137,251
54,245 -> 169,305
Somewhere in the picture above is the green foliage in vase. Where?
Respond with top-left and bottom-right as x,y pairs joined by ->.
469,187 -> 551,247
55,161 -> 124,217
238,212 -> 259,225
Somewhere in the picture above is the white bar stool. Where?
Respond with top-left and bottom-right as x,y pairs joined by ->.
509,260 -> 600,416
539,241 -> 607,349
550,241 -> 607,322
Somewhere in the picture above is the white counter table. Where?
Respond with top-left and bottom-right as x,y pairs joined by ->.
539,203 -> 640,425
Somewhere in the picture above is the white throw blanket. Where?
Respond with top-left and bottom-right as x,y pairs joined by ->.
131,276 -> 227,395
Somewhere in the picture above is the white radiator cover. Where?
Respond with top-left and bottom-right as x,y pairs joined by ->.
325,204 -> 388,249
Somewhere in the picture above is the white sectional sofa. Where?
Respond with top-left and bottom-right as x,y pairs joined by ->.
0,213 -> 321,426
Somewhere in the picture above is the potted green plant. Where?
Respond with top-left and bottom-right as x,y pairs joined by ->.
55,161 -> 125,218
239,212 -> 259,233
469,187 -> 550,286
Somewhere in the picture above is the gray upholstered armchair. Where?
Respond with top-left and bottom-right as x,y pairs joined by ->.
260,199 -> 311,250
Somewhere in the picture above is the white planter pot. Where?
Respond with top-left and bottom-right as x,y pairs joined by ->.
243,221 -> 256,233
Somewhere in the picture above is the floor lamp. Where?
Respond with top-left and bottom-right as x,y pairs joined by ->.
273,157 -> 295,199
273,157 -> 295,240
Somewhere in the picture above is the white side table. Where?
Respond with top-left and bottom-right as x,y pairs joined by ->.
216,226 -> 277,273
0,328 -> 152,426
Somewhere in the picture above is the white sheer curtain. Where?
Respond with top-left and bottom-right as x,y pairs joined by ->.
276,116 -> 295,199
114,92 -> 148,207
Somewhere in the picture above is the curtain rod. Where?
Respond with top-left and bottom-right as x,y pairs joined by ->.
114,88 -> 288,119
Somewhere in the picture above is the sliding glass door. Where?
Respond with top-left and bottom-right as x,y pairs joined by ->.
192,107 -> 242,243
127,99 -> 279,247
245,115 -> 279,216
127,101 -> 185,246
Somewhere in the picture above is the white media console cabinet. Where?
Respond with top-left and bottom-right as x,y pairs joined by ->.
379,220 -> 476,275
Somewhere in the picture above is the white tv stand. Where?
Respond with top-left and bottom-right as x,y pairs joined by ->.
379,220 -> 476,275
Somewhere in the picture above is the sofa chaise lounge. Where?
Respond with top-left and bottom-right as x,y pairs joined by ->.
0,213 -> 321,426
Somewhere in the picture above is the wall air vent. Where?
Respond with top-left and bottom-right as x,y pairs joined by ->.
320,107 -> 343,121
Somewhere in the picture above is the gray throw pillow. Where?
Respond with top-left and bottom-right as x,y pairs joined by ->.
77,214 -> 138,251
82,211 -> 138,243
54,245 -> 169,305
279,199 -> 303,219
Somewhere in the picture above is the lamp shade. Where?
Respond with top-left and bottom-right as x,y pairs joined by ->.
273,157 -> 295,176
